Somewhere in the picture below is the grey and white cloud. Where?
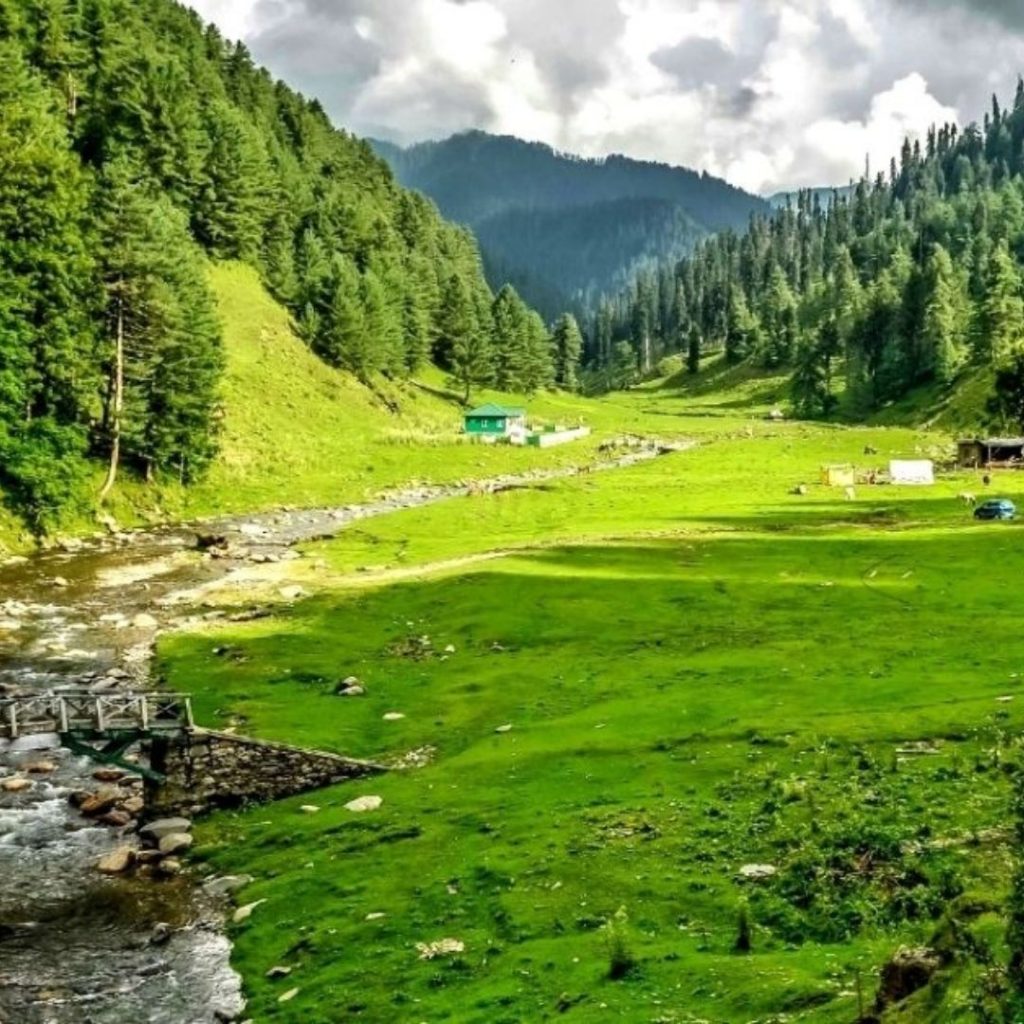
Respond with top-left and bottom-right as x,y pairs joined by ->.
188,0 -> 1024,194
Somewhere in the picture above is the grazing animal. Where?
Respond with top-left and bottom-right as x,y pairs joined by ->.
959,492 -> 977,508
844,486 -> 857,502
864,445 -> 878,456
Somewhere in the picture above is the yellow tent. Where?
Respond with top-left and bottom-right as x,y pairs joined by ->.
820,465 -> 856,487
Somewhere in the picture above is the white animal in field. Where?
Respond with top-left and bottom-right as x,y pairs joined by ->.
844,486 -> 856,502
958,492 -> 977,508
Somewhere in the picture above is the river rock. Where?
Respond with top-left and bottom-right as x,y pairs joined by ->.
196,533 -> 228,550
158,858 -> 183,876
266,966 -> 292,979
140,817 -> 193,842
738,863 -> 778,882
495,724 -> 513,734
97,846 -> 134,874
158,832 -> 194,856
2,777 -> 31,793
123,795 -> 145,816
278,586 -> 306,601
150,922 -> 173,946
204,875 -> 253,897
52,576 -> 70,588
233,899 -> 266,923
98,810 -> 132,828
80,786 -> 122,816
93,768 -> 125,783
344,795 -> 383,813
278,989 -> 299,1003
876,946 -> 943,1009
382,712 -> 405,722
24,761 -> 57,774
132,613 -> 159,629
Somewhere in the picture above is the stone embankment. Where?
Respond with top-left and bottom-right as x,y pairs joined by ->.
147,729 -> 387,817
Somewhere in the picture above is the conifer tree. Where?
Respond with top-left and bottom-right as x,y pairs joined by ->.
492,285 -> 529,390
0,41 -> 96,529
95,158 -> 223,496
552,313 -> 584,391
321,257 -> 369,377
687,323 -> 702,375
441,276 -> 493,402
978,242 -> 1024,365
920,243 -> 969,383
521,311 -> 555,394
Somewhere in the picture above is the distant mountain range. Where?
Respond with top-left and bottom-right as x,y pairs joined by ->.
372,131 -> 769,320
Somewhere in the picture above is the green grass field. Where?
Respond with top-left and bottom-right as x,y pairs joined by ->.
157,361 -> 1024,1022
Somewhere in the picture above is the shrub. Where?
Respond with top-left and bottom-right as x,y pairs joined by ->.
604,908 -> 637,980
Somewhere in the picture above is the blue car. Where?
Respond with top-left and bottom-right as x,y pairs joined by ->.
974,498 -> 1017,521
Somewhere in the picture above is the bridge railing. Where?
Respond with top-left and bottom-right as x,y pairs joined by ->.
0,692 -> 193,740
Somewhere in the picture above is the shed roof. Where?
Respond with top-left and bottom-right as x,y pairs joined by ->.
960,437 -> 1024,447
466,403 -> 526,418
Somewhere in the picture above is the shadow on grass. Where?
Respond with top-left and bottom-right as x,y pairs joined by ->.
171,528 -> 1024,765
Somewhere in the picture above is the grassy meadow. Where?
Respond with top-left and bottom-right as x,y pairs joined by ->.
156,369 -> 1024,1022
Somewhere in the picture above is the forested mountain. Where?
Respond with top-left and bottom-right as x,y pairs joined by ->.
768,185 -> 856,209
373,132 -> 769,320
603,86 -> 1024,425
0,0 -> 560,533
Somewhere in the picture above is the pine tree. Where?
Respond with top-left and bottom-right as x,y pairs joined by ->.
920,243 -> 969,383
552,313 -> 583,391
320,257 -> 369,377
441,275 -> 493,403
0,40 -> 97,530
978,242 -> 1024,365
725,291 -> 760,364
95,158 -> 223,495
991,353 -> 1024,432
521,311 -> 555,395
687,323 -> 702,375
611,341 -> 638,390
491,285 -> 529,390
362,264 -> 404,378
759,266 -> 798,368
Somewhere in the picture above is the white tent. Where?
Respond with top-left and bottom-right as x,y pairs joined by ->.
889,459 -> 934,485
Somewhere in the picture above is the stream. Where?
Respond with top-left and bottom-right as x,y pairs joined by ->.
0,446 -> 675,1023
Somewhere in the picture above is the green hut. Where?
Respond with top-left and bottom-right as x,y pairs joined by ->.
464,403 -> 527,438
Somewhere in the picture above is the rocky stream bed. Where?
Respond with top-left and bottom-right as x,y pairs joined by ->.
0,443 -> 679,1023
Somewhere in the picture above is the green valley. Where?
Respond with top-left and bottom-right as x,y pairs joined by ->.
155,368 -> 1024,1023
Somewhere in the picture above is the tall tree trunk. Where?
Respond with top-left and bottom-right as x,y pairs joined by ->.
98,293 -> 124,504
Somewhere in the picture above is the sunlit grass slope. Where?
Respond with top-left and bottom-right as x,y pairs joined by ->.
158,390 -> 1024,1022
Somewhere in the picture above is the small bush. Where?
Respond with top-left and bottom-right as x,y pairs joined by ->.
605,908 -> 637,980
735,901 -> 752,953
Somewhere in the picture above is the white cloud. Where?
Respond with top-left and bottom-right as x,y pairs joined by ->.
186,0 -> 1024,194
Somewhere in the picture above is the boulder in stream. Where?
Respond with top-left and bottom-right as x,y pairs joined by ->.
97,846 -> 134,874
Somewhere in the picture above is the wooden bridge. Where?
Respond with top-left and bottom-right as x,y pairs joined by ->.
1,692 -> 193,780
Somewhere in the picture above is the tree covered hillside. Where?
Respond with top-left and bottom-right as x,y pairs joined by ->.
605,87 -> 1024,426
0,0 -> 559,533
374,131 -> 768,320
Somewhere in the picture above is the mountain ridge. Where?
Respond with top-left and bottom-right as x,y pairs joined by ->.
372,130 -> 769,318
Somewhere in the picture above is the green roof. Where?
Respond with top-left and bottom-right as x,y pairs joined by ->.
465,404 -> 526,418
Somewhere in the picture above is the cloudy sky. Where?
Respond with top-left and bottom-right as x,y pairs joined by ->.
187,0 -> 1024,195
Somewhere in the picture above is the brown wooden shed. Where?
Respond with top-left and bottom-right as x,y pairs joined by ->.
957,437 -> 1024,468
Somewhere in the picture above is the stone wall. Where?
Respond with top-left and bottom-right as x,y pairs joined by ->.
146,728 -> 385,817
